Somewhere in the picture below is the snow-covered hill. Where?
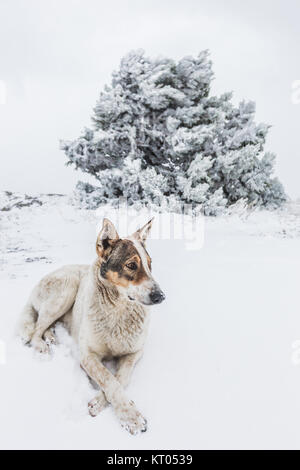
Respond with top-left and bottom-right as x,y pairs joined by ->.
1,193 -> 300,449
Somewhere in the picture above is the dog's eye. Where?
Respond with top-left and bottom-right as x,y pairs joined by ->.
126,262 -> 137,271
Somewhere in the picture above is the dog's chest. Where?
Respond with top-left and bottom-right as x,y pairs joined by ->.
88,302 -> 149,356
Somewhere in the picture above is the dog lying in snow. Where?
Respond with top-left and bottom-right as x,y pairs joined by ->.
17,218 -> 165,434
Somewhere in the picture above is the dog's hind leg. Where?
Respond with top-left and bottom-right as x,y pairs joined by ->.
31,311 -> 58,353
17,301 -> 38,344
31,287 -> 77,353
43,327 -> 57,345
31,305 -> 71,353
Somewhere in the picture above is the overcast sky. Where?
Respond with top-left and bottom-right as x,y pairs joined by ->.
0,0 -> 299,198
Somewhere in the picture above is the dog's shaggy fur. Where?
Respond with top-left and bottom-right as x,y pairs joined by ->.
17,218 -> 165,434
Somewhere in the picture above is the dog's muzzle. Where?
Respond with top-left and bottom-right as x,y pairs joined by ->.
149,289 -> 166,305
126,282 -> 166,306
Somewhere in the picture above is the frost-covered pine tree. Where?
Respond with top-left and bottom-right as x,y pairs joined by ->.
61,49 -> 286,214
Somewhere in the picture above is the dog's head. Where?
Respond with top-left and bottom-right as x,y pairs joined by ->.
96,218 -> 165,306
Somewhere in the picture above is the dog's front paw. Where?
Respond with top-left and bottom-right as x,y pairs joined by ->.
115,400 -> 147,435
88,392 -> 108,417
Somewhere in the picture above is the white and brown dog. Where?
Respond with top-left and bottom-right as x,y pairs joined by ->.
17,218 -> 165,434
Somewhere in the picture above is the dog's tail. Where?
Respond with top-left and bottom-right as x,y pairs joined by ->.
16,299 -> 38,343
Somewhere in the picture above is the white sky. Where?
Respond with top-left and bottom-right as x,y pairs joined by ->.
0,0 -> 299,198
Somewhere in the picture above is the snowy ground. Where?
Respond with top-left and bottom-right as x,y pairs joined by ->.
1,193 -> 300,450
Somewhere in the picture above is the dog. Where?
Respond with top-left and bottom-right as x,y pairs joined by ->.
17,217 -> 165,434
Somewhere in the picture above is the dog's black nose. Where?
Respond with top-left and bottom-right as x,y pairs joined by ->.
149,290 -> 166,304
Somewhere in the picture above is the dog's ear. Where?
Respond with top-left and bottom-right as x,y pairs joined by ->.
132,218 -> 154,243
96,218 -> 119,258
